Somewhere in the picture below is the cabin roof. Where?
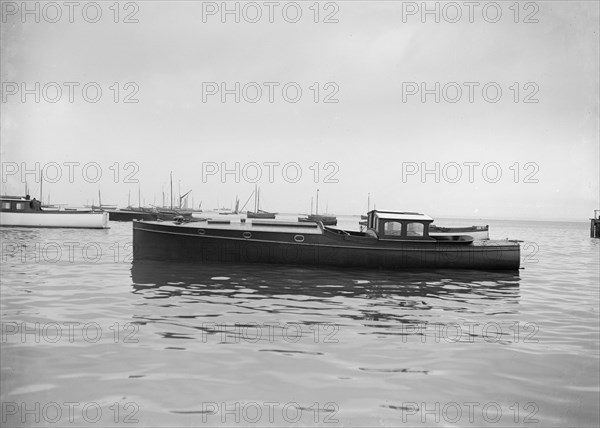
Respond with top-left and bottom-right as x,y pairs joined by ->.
368,210 -> 434,221
1,195 -> 27,201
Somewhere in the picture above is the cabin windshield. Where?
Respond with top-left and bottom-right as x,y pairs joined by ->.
383,221 -> 402,236
407,222 -> 424,236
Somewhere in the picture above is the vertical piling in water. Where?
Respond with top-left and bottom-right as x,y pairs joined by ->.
591,210 -> 600,238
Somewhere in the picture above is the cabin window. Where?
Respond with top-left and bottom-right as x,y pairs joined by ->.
383,221 -> 402,236
1,202 -> 10,210
15,203 -> 24,210
406,222 -> 424,237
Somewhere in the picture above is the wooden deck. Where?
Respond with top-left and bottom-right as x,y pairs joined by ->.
148,219 -> 323,235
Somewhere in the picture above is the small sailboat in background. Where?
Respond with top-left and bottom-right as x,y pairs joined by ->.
298,189 -> 337,226
85,190 -> 117,212
246,185 -> 276,219
155,173 -> 193,220
214,196 -> 240,215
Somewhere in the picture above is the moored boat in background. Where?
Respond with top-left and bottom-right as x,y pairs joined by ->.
156,208 -> 193,221
1,195 -> 109,229
298,189 -> 337,225
245,186 -> 276,219
248,210 -> 277,219
298,214 -> 338,226
107,207 -> 158,222
429,224 -> 489,240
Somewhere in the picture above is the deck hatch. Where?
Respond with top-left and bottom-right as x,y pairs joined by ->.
252,221 -> 318,228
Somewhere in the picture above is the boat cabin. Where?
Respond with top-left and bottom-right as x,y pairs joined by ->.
1,195 -> 43,212
366,210 -> 434,240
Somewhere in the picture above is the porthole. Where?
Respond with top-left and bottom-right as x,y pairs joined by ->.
243,232 -> 252,239
294,235 -> 305,242
197,229 -> 206,235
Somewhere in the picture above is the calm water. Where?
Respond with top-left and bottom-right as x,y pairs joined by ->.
1,217 -> 599,427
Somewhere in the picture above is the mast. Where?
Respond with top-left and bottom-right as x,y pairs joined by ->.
138,185 -> 141,208
128,190 -> 131,207
316,189 -> 319,215
367,192 -> 370,212
310,197 -> 313,215
98,189 -> 102,208
170,172 -> 173,210
254,184 -> 258,212
40,170 -> 43,202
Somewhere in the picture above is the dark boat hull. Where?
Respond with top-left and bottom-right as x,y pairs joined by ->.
108,210 -> 158,222
298,216 -> 337,226
156,210 -> 193,221
247,211 -> 276,219
133,221 -> 520,270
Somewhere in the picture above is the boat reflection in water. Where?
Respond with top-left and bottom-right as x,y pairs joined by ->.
131,260 -> 521,341
131,261 -> 520,299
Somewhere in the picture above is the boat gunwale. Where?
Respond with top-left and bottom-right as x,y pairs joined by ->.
132,221 -> 519,251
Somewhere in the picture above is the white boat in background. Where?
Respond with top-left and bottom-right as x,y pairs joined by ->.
0,196 -> 109,229
429,224 -> 489,240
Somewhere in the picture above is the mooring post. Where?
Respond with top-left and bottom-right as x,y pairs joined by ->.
591,210 -> 600,238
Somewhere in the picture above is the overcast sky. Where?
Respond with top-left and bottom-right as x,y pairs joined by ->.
1,1 -> 598,220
